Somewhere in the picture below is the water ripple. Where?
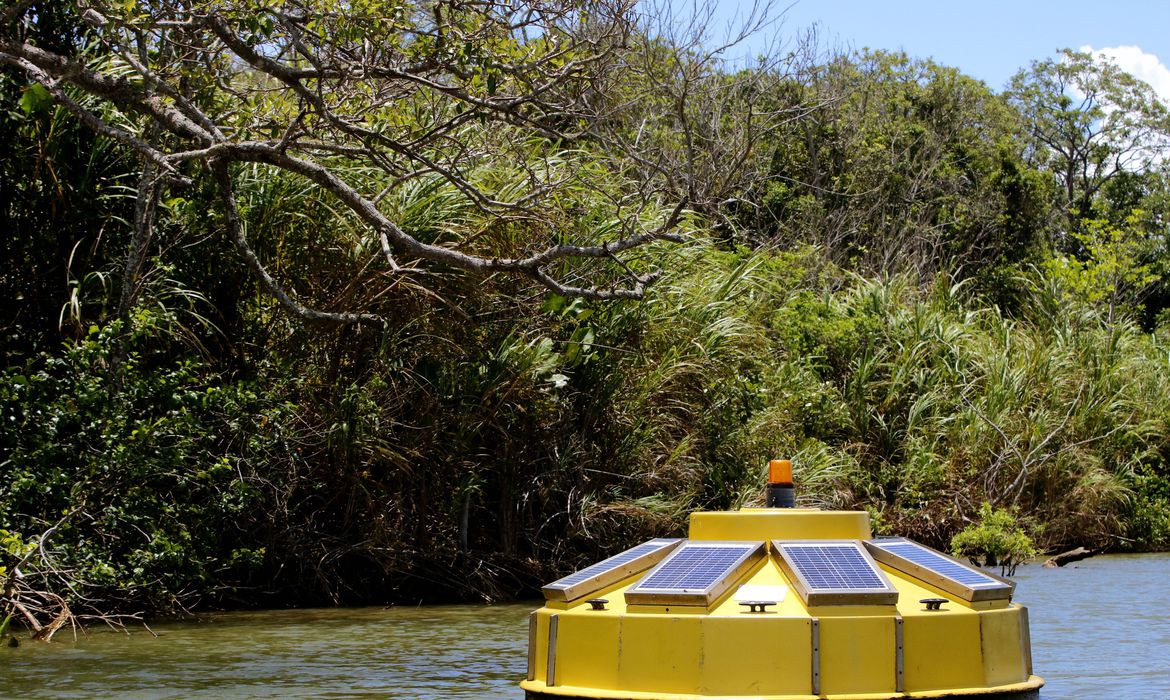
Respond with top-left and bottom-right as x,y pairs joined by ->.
6,554 -> 1170,698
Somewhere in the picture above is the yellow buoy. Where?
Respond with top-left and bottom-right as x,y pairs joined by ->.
521,504 -> 1043,700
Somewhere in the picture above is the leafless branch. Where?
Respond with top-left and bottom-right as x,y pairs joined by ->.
1,0 -> 800,323
210,160 -> 384,326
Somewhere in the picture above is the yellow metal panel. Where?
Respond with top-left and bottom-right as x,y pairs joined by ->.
617,615 -> 702,694
555,614 -> 623,691
688,510 -> 872,541
699,616 -> 813,696
980,606 -> 1028,686
817,615 -> 897,696
707,556 -> 809,617
901,608 -> 985,691
624,604 -> 710,616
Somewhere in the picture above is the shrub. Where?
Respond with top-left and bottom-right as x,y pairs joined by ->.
951,503 -> 1038,576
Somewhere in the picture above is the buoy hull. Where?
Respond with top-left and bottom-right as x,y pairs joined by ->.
524,688 -> 1043,700
523,510 -> 1044,700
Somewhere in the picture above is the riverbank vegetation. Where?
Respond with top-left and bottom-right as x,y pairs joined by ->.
3,1 -> 1170,626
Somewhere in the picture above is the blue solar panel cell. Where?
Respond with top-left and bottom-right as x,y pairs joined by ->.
863,537 -> 1013,602
625,542 -> 764,606
635,545 -> 751,591
878,542 -> 999,587
784,545 -> 886,589
542,538 -> 681,601
773,541 -> 899,606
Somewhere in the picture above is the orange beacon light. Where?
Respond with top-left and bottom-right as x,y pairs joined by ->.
766,459 -> 795,507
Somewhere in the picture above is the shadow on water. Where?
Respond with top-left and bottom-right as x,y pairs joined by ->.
5,554 -> 1170,699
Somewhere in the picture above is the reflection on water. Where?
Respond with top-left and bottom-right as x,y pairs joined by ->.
3,604 -> 532,699
4,553 -> 1170,699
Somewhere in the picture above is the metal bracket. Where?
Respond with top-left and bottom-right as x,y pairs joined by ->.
894,614 -> 905,692
810,617 -> 821,695
1019,605 -> 1033,676
527,612 -> 537,682
546,614 -> 559,687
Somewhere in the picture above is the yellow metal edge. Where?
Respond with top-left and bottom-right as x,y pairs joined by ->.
519,680 -> 819,699
521,675 -> 1043,699
902,676 -> 1045,698
688,509 -> 872,541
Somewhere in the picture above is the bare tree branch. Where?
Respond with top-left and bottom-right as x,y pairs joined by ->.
1,1 -> 804,322
209,160 -> 383,326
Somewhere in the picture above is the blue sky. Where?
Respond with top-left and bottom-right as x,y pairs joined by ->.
706,0 -> 1170,98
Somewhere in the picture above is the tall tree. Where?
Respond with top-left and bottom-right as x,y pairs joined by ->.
746,50 -> 1046,276
1,0 -> 691,326
1007,49 -> 1170,231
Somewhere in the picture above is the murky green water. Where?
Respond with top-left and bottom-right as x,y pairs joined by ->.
2,604 -> 532,698
4,553 -> 1170,698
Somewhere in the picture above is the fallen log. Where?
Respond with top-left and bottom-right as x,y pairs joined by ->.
1043,546 -> 1098,568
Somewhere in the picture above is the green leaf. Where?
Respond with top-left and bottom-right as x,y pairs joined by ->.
541,294 -> 568,315
19,83 -> 52,116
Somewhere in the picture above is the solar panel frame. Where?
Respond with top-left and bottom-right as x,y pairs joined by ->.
542,538 -> 683,602
773,540 -> 900,606
624,541 -> 765,607
864,537 -> 1014,602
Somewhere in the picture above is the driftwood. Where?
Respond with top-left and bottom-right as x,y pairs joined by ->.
1043,547 -> 1099,568
30,593 -> 72,642
2,510 -> 88,642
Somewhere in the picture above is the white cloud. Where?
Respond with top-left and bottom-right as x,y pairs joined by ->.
1080,44 -> 1170,105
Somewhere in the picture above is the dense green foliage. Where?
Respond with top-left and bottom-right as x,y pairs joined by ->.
951,504 -> 1038,576
4,5 -> 1170,617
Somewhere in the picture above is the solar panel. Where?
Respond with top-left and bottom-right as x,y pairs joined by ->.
625,541 -> 764,606
542,538 -> 681,602
773,540 -> 899,606
864,538 -> 1014,602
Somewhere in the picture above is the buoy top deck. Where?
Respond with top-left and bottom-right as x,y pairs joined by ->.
688,508 -> 871,541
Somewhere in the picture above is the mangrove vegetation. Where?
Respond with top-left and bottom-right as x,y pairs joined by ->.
3,1 -> 1170,631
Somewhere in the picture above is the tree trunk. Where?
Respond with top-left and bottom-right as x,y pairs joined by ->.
117,159 -> 161,321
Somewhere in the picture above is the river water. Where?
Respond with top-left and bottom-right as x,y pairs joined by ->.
1011,552 -> 1170,699
4,553 -> 1170,699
